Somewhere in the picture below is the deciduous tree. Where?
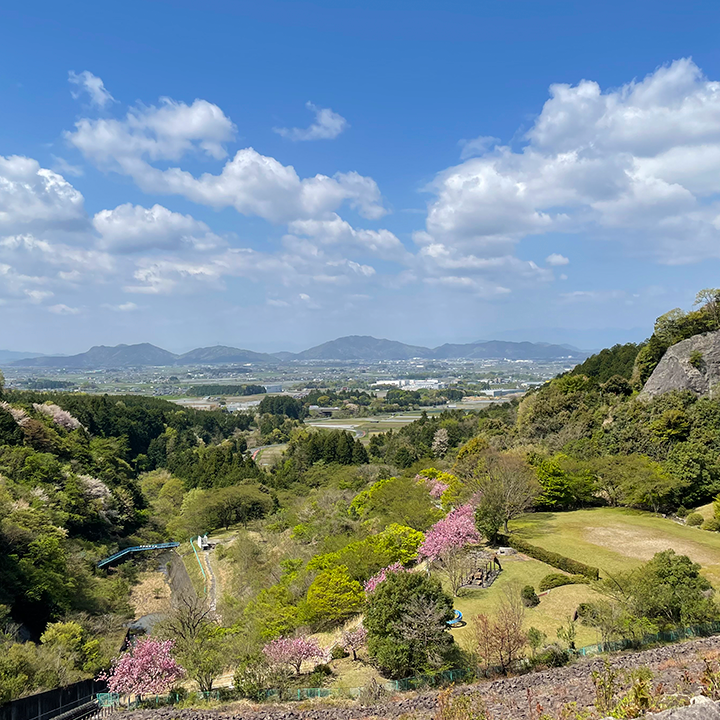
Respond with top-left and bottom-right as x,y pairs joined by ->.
100,638 -> 184,695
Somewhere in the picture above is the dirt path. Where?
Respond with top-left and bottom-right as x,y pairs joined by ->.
203,549 -> 218,614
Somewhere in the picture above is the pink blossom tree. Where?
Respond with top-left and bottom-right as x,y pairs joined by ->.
419,504 -> 480,595
364,561 -> 406,594
99,638 -> 185,696
33,403 -> 83,431
262,636 -> 325,674
340,626 -> 367,661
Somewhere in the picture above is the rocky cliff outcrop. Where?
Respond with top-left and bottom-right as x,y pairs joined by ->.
641,329 -> 720,398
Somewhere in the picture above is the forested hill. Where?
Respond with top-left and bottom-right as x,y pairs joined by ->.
0,385 -> 263,638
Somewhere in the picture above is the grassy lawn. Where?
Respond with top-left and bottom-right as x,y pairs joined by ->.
510,506 -> 720,586
449,554 -> 603,650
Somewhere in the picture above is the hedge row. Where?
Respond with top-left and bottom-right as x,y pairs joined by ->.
497,534 -> 600,580
538,572 -> 590,592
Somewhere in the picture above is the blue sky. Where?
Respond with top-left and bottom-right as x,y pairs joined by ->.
3,0 -> 720,354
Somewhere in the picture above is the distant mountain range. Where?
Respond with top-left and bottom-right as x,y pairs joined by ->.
3,335 -> 589,369
0,350 -> 44,364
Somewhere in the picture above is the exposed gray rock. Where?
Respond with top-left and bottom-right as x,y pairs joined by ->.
641,330 -> 720,398
640,698 -> 720,718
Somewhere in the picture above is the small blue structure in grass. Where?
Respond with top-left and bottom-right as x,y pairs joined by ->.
447,610 -> 463,626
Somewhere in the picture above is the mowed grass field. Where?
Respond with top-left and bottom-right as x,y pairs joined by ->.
449,555 -> 603,649
512,506 -> 720,586
450,506 -> 720,651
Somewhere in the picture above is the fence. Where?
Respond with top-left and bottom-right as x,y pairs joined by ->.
0,679 -> 107,720
575,619 -> 720,656
95,621 -> 720,710
97,691 -> 221,710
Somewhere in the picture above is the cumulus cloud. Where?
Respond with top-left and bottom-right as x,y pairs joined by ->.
274,102 -> 349,141
68,71 -> 115,109
287,214 -> 408,261
546,253 -> 569,266
0,156 -> 87,233
93,203 -> 225,252
66,98 -> 384,222
425,58 -> 720,265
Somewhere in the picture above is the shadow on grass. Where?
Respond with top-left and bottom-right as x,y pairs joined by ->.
510,511 -> 558,539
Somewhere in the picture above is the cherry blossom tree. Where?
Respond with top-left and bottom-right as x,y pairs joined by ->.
262,636 -> 324,674
416,473 -> 450,499
419,504 -> 481,595
33,403 -> 83,431
341,626 -> 367,661
99,638 -> 185,696
364,561 -> 406,594
418,505 -> 479,562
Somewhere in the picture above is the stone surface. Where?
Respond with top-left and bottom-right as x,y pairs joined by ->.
641,330 -> 720,398
644,699 -> 720,718
109,635 -> 720,720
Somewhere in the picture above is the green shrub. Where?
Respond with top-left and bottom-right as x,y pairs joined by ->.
521,585 -> 540,607
497,534 -> 600,580
686,512 -> 704,527
676,505 -> 689,518
533,643 -> 570,668
308,663 -> 333,687
330,644 -> 348,659
233,658 -> 271,702
702,518 -> 720,532
538,573 -> 589,592
690,350 -> 704,369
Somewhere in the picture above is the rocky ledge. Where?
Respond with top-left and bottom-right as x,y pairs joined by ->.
641,329 -> 720,398
110,635 -> 720,720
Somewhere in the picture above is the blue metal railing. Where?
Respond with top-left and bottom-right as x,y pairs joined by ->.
97,542 -> 180,568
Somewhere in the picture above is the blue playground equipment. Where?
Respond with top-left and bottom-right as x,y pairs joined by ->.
97,542 -> 180,568
447,609 -> 463,626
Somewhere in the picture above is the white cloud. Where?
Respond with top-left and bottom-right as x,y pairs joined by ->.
274,102 -> 348,141
0,234 -> 114,273
0,156 -> 86,233
102,302 -> 139,312
49,304 -> 81,315
287,214 -> 407,261
68,71 -> 115,109
51,156 -> 84,177
25,289 -> 54,303
546,253 -> 569,266
459,135 -> 500,160
93,203 -> 225,252
423,58 -> 720,265
66,99 -> 385,222
67,97 -> 236,165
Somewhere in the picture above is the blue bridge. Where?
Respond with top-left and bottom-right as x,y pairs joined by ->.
97,542 -> 180,568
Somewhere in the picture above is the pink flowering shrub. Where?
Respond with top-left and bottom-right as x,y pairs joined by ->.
33,403 -> 83,431
415,472 -> 451,499
418,504 -> 480,562
341,625 -> 367,660
364,562 -> 406,594
262,636 -> 325,674
98,638 -> 184,695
